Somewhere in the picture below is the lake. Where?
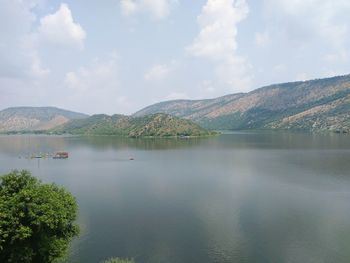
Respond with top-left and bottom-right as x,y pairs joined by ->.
1,132 -> 350,263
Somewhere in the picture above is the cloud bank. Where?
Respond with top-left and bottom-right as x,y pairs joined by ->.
187,0 -> 252,92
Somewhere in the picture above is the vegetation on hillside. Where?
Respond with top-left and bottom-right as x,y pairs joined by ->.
0,170 -> 79,263
2,74 -> 350,134
54,113 -> 214,137
134,74 -> 350,133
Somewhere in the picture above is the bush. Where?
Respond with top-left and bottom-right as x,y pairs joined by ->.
0,170 -> 79,263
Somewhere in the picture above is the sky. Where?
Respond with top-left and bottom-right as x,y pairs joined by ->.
1,0 -> 350,115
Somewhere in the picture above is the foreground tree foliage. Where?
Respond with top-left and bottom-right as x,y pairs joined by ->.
0,170 -> 79,263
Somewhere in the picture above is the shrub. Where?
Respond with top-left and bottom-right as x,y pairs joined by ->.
0,170 -> 79,263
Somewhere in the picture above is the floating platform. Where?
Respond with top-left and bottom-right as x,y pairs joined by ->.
53,152 -> 69,159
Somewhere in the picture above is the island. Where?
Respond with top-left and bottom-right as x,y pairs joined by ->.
52,113 -> 215,138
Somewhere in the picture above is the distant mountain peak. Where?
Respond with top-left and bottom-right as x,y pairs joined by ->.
0,107 -> 89,132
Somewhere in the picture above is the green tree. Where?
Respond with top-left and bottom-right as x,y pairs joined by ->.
0,170 -> 79,263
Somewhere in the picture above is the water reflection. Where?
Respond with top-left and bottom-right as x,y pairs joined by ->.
77,136 -> 207,151
1,132 -> 350,155
0,135 -> 208,155
0,133 -> 350,262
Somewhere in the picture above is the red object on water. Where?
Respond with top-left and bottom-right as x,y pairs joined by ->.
53,152 -> 69,159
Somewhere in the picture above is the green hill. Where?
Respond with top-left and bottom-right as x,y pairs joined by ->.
54,113 -> 214,137
134,74 -> 350,133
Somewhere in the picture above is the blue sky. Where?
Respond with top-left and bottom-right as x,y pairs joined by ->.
1,0 -> 350,114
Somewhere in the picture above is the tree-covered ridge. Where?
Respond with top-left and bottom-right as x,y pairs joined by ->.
54,113 -> 214,137
134,74 -> 350,133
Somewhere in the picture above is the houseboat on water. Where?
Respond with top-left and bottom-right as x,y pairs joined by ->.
53,152 -> 69,159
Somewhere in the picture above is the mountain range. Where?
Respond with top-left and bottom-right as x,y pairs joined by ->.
0,107 -> 88,132
135,74 -> 350,133
0,107 -> 211,137
1,74 -> 350,134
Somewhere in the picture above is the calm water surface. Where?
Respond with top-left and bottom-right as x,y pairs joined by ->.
0,132 -> 350,263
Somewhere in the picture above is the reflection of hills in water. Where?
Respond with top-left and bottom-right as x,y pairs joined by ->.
77,136 -> 207,150
0,135 -> 70,157
0,135 -> 209,156
1,132 -> 350,157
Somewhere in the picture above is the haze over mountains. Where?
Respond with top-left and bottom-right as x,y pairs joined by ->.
1,74 -> 350,134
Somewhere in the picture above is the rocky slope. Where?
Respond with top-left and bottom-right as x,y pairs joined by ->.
54,113 -> 213,137
0,107 -> 88,132
134,74 -> 350,132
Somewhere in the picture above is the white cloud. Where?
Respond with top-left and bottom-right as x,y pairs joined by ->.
62,53 -> 137,114
187,0 -> 248,60
26,51 -> 50,78
187,0 -> 252,92
120,0 -> 177,20
323,50 -> 348,64
120,0 -> 138,16
215,56 -> 252,92
0,0 -> 49,79
37,3 -> 86,49
272,64 -> 287,74
200,80 -> 215,94
295,72 -> 310,82
255,31 -> 270,47
0,0 -> 52,110
144,62 -> 176,81
263,0 -> 350,58
163,92 -> 189,101
64,56 -> 118,92
0,2 -> 85,82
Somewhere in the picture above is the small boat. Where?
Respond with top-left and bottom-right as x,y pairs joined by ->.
53,152 -> 69,159
30,154 -> 43,159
